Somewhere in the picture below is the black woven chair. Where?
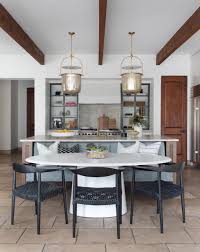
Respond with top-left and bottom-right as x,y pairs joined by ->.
130,162 -> 185,233
11,163 -> 68,234
71,167 -> 123,239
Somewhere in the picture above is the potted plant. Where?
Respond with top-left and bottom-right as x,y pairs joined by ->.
129,114 -> 145,136
86,145 -> 108,159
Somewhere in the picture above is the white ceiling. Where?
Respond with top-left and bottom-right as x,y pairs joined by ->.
0,0 -> 199,56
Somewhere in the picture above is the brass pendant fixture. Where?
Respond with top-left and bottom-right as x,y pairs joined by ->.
60,32 -> 83,94
121,32 -> 143,94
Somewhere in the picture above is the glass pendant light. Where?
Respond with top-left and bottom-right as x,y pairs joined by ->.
60,32 -> 83,94
121,32 -> 143,94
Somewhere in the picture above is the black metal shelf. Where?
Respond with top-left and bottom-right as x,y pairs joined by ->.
121,83 -> 150,130
49,83 -> 79,130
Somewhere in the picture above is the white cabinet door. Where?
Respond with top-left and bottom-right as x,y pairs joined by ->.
79,79 -> 121,104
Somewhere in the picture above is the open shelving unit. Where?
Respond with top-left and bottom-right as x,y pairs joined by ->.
121,83 -> 150,130
49,83 -> 79,130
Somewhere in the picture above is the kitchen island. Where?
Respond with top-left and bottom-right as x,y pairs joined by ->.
21,134 -> 178,163
19,134 -> 178,184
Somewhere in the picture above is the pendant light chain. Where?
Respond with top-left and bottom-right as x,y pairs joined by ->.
69,32 -> 75,74
60,32 -> 83,95
129,32 -> 135,68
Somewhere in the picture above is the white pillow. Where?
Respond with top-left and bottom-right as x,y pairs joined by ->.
138,142 -> 161,155
117,142 -> 139,154
37,142 -> 59,155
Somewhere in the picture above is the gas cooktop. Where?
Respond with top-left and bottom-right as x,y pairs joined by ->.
79,128 -> 122,136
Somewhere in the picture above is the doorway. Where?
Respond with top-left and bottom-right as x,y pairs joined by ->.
27,88 -> 35,137
161,76 -> 187,162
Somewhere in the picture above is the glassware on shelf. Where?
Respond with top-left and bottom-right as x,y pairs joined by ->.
65,101 -> 77,107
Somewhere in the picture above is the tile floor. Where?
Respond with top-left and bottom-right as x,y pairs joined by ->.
0,152 -> 200,251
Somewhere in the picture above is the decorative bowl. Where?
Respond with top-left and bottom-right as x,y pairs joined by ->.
127,130 -> 140,138
49,130 -> 78,137
86,150 -> 108,159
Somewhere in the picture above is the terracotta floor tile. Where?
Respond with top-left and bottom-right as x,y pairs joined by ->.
0,228 -> 25,243
53,215 -> 103,228
176,199 -> 200,217
0,206 -> 13,216
167,244 -> 200,252
15,206 -> 35,216
3,215 -> 56,228
77,228 -> 134,244
0,216 -> 9,226
132,228 -> 193,244
185,228 -> 200,243
0,198 -> 24,207
0,244 -> 44,252
19,228 -> 76,244
151,216 -> 185,230
104,214 -> 156,228
106,244 -> 169,252
43,244 -> 105,252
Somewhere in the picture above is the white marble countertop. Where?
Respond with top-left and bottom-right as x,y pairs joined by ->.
21,135 -> 179,143
26,152 -> 171,167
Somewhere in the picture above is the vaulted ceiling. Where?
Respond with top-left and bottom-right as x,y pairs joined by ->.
0,0 -> 200,61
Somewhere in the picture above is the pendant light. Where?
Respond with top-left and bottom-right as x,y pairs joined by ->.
60,32 -> 83,94
121,32 -> 143,94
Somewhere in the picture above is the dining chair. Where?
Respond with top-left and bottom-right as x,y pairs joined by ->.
130,162 -> 185,233
11,163 -> 68,234
71,167 -> 123,239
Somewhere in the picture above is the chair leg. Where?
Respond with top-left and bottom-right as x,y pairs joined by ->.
75,203 -> 77,224
116,204 -> 120,239
119,172 -> 122,224
156,199 -> 160,214
158,171 -> 163,233
37,173 -> 41,235
119,194 -> 122,224
181,192 -> 186,223
73,203 -> 77,238
11,194 -> 15,225
130,169 -> 135,224
62,171 -> 68,224
35,201 -> 38,215
159,198 -> 163,233
37,198 -> 41,235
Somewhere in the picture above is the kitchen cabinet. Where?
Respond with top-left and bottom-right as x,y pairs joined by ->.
49,83 -> 79,130
121,83 -> 150,130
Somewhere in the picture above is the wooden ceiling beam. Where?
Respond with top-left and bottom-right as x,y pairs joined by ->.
156,6 -> 200,65
0,3 -> 45,65
99,0 -> 107,65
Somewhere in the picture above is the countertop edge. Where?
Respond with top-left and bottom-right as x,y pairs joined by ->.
20,135 -> 179,142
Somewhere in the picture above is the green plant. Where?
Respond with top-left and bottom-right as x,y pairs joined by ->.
86,145 -> 107,152
129,114 -> 145,127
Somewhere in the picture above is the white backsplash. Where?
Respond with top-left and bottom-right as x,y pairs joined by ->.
79,104 -> 121,129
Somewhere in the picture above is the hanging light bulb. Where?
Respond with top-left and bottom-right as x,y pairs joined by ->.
60,32 -> 83,94
121,32 -> 143,94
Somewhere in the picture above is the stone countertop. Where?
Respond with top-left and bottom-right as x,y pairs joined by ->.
26,152 -> 171,167
20,135 -> 179,143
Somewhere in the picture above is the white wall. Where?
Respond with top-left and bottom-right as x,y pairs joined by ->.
0,79 -> 34,150
0,53 -> 191,157
191,51 -> 200,86
11,80 -> 18,149
18,80 -> 34,147
0,80 -> 11,151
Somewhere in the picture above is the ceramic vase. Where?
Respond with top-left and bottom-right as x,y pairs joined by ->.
133,124 -> 143,137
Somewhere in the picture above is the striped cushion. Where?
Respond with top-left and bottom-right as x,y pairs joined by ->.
138,142 -> 161,154
58,143 -> 80,153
